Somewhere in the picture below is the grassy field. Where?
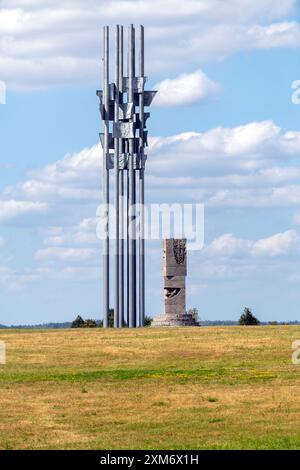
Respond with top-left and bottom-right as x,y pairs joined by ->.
0,326 -> 300,450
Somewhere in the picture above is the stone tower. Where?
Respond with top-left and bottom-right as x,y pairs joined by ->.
152,239 -> 198,327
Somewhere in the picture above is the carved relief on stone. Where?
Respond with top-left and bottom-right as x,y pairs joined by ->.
164,288 -> 181,300
173,239 -> 186,265
163,239 -> 187,277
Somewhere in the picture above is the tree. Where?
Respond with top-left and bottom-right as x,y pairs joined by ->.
239,308 -> 260,326
144,316 -> 153,327
72,316 -> 99,328
99,309 -> 151,327
187,308 -> 200,324
71,315 -> 85,329
84,319 -> 98,328
97,309 -> 125,328
109,309 -> 115,328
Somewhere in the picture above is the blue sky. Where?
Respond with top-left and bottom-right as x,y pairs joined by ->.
1,0 -> 300,324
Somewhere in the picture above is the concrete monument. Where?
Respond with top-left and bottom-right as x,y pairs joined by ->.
153,239 -> 198,327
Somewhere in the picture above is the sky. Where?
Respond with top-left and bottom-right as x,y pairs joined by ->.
1,0 -> 300,324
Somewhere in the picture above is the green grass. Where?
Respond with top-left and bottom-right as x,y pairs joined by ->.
0,326 -> 300,449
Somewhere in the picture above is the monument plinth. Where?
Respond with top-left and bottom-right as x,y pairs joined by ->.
152,239 -> 198,327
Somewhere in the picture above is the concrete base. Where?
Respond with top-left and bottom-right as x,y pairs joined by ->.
152,313 -> 198,327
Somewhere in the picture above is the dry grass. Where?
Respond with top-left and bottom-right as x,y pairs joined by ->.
0,326 -> 300,449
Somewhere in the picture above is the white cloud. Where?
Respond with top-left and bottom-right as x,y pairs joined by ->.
35,247 -> 96,262
44,218 -> 98,247
1,119 -> 300,298
147,122 -> 300,208
205,230 -> 300,258
204,234 -> 252,257
0,0 -> 298,89
0,200 -> 48,221
4,144 -> 101,204
28,144 -> 101,185
248,21 -> 300,48
252,230 -> 299,257
2,120 -> 300,300
3,121 -> 300,230
154,70 -> 220,107
149,121 -> 283,169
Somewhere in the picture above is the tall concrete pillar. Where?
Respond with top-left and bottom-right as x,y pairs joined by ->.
152,240 -> 198,327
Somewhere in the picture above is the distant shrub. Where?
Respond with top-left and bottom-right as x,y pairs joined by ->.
84,319 -> 98,328
98,309 -> 125,327
187,308 -> 200,324
239,308 -> 260,326
72,316 -> 98,328
144,316 -> 153,327
99,310 -> 151,327
71,315 -> 85,329
109,309 -> 115,328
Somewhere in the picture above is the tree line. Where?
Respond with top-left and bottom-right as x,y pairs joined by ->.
1,307 -> 294,330
71,307 -> 260,328
71,310 -> 153,328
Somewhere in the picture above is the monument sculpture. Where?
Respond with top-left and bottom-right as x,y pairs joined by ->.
153,240 -> 198,327
97,25 -> 156,328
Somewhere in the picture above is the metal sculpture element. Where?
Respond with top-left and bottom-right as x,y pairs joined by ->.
97,25 -> 156,328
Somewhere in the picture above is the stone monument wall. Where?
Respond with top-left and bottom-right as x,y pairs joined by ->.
152,239 -> 198,327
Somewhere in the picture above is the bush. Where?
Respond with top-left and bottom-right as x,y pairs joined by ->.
144,316 -> 153,327
99,310 -> 151,327
84,319 -> 98,328
239,308 -> 260,326
109,309 -> 115,328
98,310 -> 125,328
72,316 -> 98,328
71,315 -> 85,329
187,308 -> 200,324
